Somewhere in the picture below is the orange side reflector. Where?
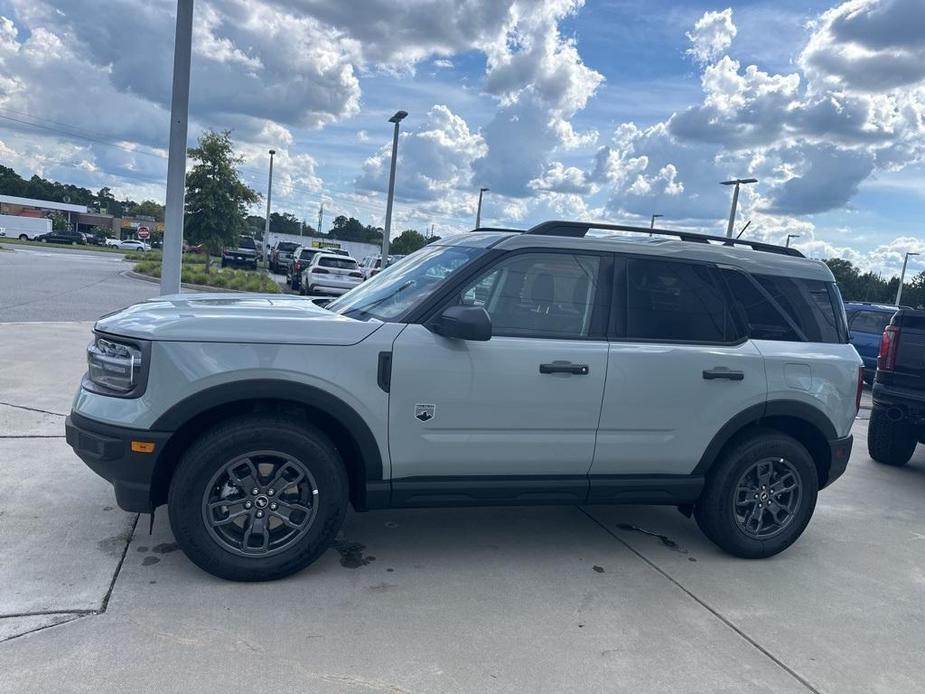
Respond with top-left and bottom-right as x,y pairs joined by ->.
131,441 -> 156,454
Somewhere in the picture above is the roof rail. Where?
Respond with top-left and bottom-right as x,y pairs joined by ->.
524,220 -> 804,258
472,226 -> 525,233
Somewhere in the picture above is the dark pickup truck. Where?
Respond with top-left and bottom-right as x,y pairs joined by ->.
221,235 -> 258,270
869,307 -> 925,466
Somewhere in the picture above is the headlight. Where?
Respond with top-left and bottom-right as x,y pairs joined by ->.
87,336 -> 144,394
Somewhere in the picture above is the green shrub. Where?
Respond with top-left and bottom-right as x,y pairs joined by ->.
133,261 -> 280,293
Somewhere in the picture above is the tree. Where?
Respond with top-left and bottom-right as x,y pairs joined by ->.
390,229 -> 438,255
184,130 -> 260,270
329,215 -> 383,244
269,211 -> 302,236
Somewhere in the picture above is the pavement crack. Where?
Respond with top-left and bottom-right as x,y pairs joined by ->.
0,401 -> 67,417
576,506 -> 822,694
0,514 -> 139,646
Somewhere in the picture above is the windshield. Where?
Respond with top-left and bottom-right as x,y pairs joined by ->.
277,242 -> 299,252
239,237 -> 256,249
328,244 -> 487,321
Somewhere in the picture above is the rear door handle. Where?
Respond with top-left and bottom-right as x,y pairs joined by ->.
540,362 -> 589,375
703,368 -> 744,381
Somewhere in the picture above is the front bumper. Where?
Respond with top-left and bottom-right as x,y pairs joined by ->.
65,412 -> 172,512
823,434 -> 853,489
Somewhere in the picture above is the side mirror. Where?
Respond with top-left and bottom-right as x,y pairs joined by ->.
429,305 -> 492,341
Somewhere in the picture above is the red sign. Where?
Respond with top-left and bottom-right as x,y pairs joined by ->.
137,226 -> 150,240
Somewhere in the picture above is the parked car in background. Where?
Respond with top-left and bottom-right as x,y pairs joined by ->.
221,235 -> 258,270
183,242 -> 207,254
269,241 -> 300,273
358,254 -> 405,280
845,302 -> 898,383
105,238 -> 121,248
299,253 -> 364,296
285,246 -> 333,291
0,213 -> 51,240
37,229 -> 86,245
118,239 -> 151,252
868,307 -> 925,467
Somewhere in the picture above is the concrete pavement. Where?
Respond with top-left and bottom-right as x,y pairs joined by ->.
0,321 -> 923,693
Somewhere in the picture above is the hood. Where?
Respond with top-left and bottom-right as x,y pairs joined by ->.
96,293 -> 381,345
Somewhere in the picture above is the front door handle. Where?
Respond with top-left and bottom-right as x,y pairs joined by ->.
703,368 -> 745,381
540,362 -> 589,375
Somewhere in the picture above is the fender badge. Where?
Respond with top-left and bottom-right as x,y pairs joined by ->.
414,404 -> 435,422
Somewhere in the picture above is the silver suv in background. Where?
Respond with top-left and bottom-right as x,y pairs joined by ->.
66,220 -> 861,581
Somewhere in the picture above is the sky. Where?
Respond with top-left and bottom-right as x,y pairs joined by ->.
0,0 -> 923,277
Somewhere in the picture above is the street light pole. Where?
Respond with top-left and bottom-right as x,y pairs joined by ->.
475,187 -> 489,229
381,110 -> 407,263
721,178 -> 757,238
160,0 -> 194,296
896,251 -> 920,306
263,149 -> 275,266
649,213 -> 663,237
785,233 -> 800,248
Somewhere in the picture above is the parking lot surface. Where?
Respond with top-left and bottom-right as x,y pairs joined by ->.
0,316 -> 922,693
0,245 -> 158,322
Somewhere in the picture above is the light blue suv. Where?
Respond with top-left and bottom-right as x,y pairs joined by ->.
66,221 -> 862,581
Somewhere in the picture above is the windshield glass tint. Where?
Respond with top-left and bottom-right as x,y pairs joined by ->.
328,244 -> 486,321
319,256 -> 358,269
239,237 -> 256,249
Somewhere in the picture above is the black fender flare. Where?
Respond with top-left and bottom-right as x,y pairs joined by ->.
152,379 -> 383,484
693,399 -> 837,475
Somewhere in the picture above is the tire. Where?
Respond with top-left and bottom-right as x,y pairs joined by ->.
868,406 -> 917,467
306,285 -> 315,295
168,414 -> 348,581
18,234 -> 28,241
695,428 -> 818,559
220,259 -> 227,268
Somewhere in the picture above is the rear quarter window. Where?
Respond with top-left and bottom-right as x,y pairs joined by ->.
755,275 -> 844,344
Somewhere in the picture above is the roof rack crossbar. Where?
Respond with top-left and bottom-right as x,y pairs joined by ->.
524,220 -> 804,257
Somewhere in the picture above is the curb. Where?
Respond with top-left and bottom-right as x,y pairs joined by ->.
122,270 -> 245,294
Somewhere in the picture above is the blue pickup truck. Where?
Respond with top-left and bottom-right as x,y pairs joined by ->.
845,302 -> 897,383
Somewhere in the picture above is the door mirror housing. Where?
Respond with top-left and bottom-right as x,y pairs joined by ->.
429,305 -> 492,341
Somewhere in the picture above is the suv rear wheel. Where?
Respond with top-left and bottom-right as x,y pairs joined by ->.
695,429 -> 818,558
168,414 -> 348,581
867,405 -> 917,467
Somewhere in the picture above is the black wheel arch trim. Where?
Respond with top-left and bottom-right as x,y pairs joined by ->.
151,379 -> 384,485
694,399 -> 838,475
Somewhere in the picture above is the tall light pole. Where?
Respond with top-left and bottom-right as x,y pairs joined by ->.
381,110 -> 407,263
160,0 -> 194,296
650,213 -> 663,229
721,178 -> 757,238
896,251 -> 920,306
785,233 -> 800,248
263,149 -> 275,266
475,187 -> 489,228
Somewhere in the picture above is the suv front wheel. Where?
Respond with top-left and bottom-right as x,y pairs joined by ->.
168,414 -> 348,581
695,429 -> 818,558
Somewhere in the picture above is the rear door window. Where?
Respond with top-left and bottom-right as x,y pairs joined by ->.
626,259 -> 737,343
720,270 -> 801,341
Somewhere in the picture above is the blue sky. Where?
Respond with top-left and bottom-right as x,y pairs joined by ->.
0,0 -> 923,275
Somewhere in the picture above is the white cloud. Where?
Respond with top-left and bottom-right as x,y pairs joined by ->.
801,0 -> 925,91
356,105 -> 486,201
686,8 -> 737,65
